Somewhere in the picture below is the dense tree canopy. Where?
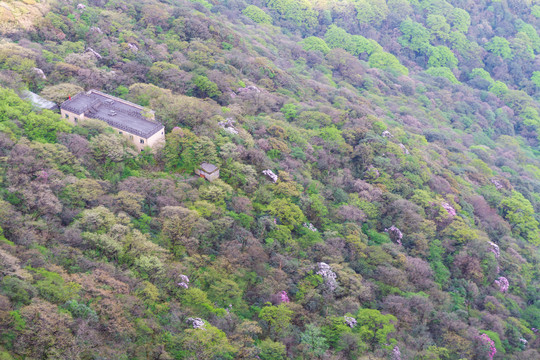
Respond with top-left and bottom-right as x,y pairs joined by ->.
0,0 -> 538,359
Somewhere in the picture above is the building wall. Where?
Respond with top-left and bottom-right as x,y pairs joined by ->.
205,169 -> 220,182
195,169 -> 220,182
114,127 -> 165,151
62,108 -> 165,151
145,128 -> 165,149
61,109 -> 85,125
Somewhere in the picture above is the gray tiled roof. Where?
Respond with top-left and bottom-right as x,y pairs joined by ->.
60,90 -> 163,138
200,163 -> 218,173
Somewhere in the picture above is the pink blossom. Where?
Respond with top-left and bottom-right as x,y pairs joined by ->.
187,317 -> 206,330
344,316 -> 357,328
489,242 -> 500,258
303,222 -> 318,232
476,333 -> 497,360
441,202 -> 456,217
263,169 -> 278,183
392,346 -> 401,360
178,274 -> 190,289
385,225 -> 403,246
237,85 -> 261,93
37,170 -> 49,182
218,118 -> 239,134
279,291 -> 290,303
316,262 -> 338,292
490,178 -> 503,189
494,276 -> 509,293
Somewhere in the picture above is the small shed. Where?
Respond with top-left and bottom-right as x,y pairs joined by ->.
195,163 -> 219,182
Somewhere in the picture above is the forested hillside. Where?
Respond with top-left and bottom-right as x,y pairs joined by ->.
0,0 -> 539,359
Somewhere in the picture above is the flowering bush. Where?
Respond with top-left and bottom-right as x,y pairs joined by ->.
279,291 -> 290,303
37,170 -> 49,182
178,274 -> 190,289
476,333 -> 496,360
490,178 -> 503,189
385,225 -> 403,246
263,169 -> 278,183
494,276 -> 509,292
392,345 -> 401,360
441,202 -> 456,217
187,317 -> 206,330
218,118 -> 239,134
489,242 -> 500,258
303,222 -> 318,232
382,130 -> 393,138
316,262 -> 338,292
344,316 -> 357,328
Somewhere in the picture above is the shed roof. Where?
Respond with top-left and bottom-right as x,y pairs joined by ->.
200,163 -> 218,173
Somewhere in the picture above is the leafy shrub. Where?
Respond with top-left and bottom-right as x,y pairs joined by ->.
242,5 -> 273,24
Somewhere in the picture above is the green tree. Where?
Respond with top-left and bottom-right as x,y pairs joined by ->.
192,75 -> 221,99
424,67 -> 458,84
30,268 -> 81,304
1,276 -> 36,306
242,5 -> 273,24
398,19 -> 432,54
369,52 -> 409,75
485,36 -> 513,59
40,83 -> 84,104
0,87 -> 71,143
427,14 -> 450,41
266,0 -> 318,33
325,25 -> 352,50
301,37 -> 330,54
417,345 -> 450,360
531,71 -> 540,87
324,25 -> 380,56
258,339 -> 286,360
182,322 -> 236,360
449,8 -> 471,33
259,304 -> 293,339
499,191 -> 540,245
429,240 -> 450,286
355,309 -> 397,351
280,103 -> 298,121
300,324 -> 329,358
518,23 -> 540,54
355,0 -> 389,27
533,5 -> 540,18
164,129 -> 217,172
322,317 -> 352,349
428,46 -> 458,68
470,68 -> 494,84
267,198 -> 305,229
489,81 -> 508,96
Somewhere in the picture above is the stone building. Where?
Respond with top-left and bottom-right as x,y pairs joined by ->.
60,90 -> 164,150
195,163 -> 220,182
